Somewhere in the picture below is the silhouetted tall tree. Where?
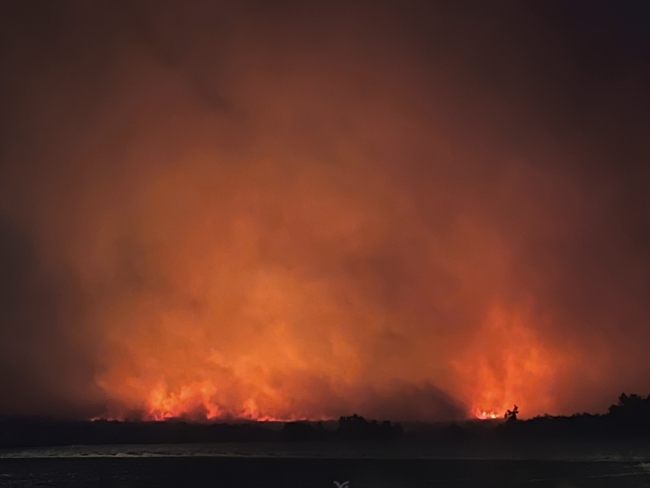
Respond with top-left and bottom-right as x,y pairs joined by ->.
504,405 -> 519,423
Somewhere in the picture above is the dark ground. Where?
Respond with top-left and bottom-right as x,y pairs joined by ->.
0,456 -> 650,487
2,441 -> 650,488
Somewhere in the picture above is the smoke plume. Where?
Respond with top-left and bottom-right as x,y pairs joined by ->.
0,0 -> 649,421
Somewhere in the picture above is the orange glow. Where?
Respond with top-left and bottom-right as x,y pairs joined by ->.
90,159 -> 461,423
16,7 -> 599,424
146,381 -> 221,421
87,164 -> 584,423
144,381 -> 293,422
452,303 -> 577,420
2,1 -> 648,425
476,410 -> 500,420
95,300 -> 578,422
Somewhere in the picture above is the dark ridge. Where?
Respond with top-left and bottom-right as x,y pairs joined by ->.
403,392 -> 650,442
0,415 -> 403,448
495,393 -> 650,440
1,393 -> 650,448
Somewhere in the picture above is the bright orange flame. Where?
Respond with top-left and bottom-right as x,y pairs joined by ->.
146,381 -> 221,421
99,376 -> 316,422
476,410 -> 499,420
145,384 -> 288,422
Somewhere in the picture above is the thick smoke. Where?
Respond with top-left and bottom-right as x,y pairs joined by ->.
0,0 -> 648,421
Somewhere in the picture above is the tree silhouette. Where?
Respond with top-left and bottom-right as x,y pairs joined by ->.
504,405 -> 519,422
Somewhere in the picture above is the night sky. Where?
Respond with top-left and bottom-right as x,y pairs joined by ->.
0,0 -> 649,422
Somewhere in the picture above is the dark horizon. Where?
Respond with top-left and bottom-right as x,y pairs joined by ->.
1,390 -> 650,450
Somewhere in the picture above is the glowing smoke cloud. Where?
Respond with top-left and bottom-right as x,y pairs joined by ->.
0,1 -> 648,421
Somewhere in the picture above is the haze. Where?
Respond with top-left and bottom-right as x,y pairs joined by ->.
0,0 -> 649,422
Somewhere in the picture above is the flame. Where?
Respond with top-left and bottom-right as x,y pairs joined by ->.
86,161 -> 581,423
99,376 -> 316,422
146,381 -> 221,421
476,410 -> 499,420
452,303 -> 577,420
146,384 -> 288,422
88,163 -> 380,422
96,300 -> 576,422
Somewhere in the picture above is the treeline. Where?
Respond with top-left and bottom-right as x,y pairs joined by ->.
282,414 -> 403,441
495,393 -> 650,440
0,415 -> 403,448
2,393 -> 649,448
427,392 -> 650,441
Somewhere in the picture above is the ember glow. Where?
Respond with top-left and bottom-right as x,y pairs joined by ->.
0,1 -> 649,422
477,411 -> 499,420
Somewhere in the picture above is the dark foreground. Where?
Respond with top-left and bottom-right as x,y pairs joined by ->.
1,456 -> 650,487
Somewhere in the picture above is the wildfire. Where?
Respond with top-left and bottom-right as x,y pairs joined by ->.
476,410 -> 499,420
452,303 -> 574,420
146,381 -> 222,421
99,378 -> 307,422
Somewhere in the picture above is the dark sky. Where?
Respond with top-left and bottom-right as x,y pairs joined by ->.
0,0 -> 649,421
